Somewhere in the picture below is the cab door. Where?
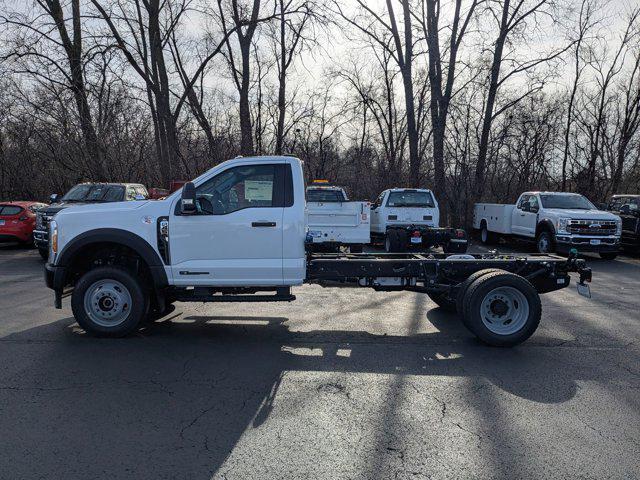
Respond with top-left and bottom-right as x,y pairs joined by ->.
169,163 -> 287,286
511,195 -> 538,237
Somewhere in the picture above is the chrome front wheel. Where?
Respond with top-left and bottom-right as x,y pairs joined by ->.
83,279 -> 133,327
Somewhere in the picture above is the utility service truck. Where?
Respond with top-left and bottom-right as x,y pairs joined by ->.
370,188 -> 468,253
44,156 -> 592,347
474,192 -> 622,259
305,182 -> 370,252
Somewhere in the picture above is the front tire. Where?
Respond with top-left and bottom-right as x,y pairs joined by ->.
536,231 -> 554,254
71,266 -> 148,337
599,252 -> 617,260
461,271 -> 541,347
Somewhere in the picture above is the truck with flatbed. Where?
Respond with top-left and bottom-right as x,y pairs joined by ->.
474,192 -> 622,259
370,188 -> 468,253
305,183 -> 370,252
44,156 -> 592,347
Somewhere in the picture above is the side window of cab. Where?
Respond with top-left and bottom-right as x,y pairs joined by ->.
517,194 -> 530,210
194,164 -> 281,215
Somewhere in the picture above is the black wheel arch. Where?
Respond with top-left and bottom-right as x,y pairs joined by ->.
535,219 -> 556,236
52,228 -> 168,293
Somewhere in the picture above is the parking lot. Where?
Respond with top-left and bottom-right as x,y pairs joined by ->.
1,243 -> 639,479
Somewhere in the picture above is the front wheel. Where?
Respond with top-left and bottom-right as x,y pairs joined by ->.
71,266 -> 148,337
599,252 -> 617,260
536,231 -> 554,254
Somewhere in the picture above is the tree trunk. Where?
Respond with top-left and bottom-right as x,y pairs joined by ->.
474,0 -> 510,201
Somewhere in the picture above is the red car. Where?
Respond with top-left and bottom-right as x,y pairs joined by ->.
0,201 -> 48,246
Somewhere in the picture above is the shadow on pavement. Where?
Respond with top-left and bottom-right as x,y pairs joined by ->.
2,303 -> 629,479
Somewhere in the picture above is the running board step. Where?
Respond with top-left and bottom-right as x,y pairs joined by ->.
174,286 -> 296,303
174,294 -> 296,303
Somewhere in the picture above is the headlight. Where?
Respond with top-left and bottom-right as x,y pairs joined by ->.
49,220 -> 58,262
616,219 -> 622,236
556,217 -> 570,234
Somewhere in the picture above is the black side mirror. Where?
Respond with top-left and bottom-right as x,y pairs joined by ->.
180,182 -> 197,214
50,193 -> 59,204
620,204 -> 631,215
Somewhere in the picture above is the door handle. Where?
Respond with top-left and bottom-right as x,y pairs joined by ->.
252,221 -> 276,227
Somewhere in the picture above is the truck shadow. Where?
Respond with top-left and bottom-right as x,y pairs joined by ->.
2,309 -> 629,479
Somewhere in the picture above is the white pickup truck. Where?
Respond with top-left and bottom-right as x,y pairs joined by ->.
474,191 -> 622,259
371,188 -> 468,253
44,156 -> 592,347
305,184 -> 369,252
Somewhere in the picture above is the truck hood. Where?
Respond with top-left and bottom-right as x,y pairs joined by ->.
544,208 -> 619,220
56,200 -> 151,217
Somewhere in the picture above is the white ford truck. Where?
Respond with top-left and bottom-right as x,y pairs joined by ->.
371,188 -> 468,253
305,184 -> 370,252
474,192 -> 622,259
44,156 -> 592,347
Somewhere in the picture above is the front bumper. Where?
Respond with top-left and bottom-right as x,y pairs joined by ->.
45,263 -> 64,308
555,234 -> 619,253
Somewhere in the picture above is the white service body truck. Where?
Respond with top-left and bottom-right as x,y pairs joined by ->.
44,156 -> 592,347
305,185 -> 370,252
370,188 -> 468,253
474,192 -> 622,259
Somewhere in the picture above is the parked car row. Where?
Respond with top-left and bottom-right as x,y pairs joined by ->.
3,179 -> 639,263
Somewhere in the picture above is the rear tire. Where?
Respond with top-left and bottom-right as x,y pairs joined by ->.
427,292 -> 457,312
385,230 -> 402,253
38,247 -> 48,260
599,252 -> 617,260
462,271 -> 541,347
480,224 -> 497,245
71,266 -> 148,337
397,229 -> 408,252
455,268 -> 504,315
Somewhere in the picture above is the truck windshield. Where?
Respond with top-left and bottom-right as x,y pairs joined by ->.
539,194 -> 594,210
387,191 -> 435,208
62,185 -> 125,202
307,189 -> 347,202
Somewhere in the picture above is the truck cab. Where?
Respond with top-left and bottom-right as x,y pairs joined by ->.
370,188 -> 466,253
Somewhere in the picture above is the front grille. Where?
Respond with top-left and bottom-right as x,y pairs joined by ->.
567,219 -> 617,236
36,213 -> 52,231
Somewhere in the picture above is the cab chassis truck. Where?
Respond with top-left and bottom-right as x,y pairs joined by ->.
44,156 -> 592,347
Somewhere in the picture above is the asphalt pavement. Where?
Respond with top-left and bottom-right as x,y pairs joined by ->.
0,242 -> 639,479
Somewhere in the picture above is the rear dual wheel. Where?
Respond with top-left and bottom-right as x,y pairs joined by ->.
459,270 -> 541,347
384,229 -> 407,253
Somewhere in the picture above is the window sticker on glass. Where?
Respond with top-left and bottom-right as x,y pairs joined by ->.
244,180 -> 273,201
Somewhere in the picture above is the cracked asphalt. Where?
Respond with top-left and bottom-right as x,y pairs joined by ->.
1,243 -> 639,479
